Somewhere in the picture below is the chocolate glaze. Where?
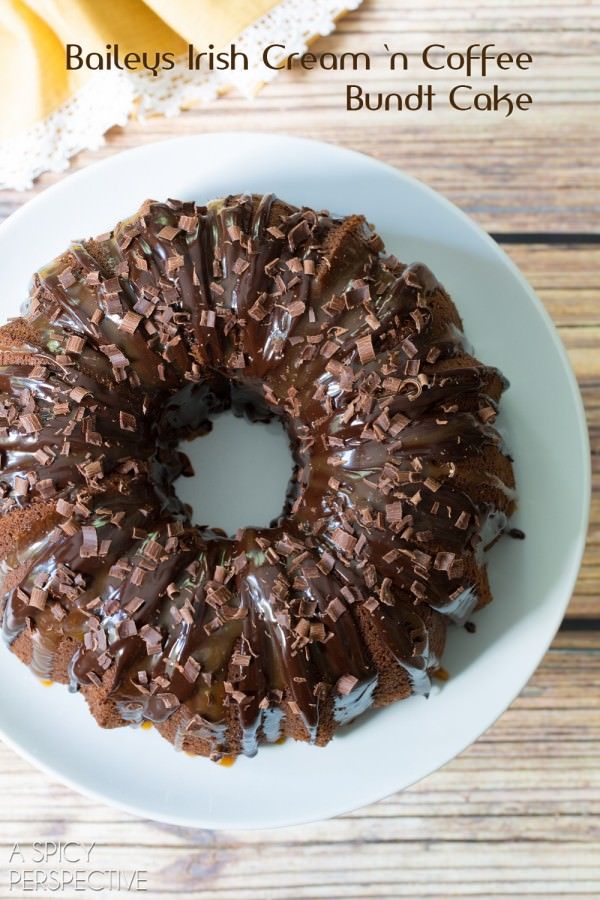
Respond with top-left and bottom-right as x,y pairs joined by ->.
0,194 -> 516,759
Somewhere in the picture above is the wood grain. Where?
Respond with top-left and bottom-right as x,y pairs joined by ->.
0,1 -> 598,897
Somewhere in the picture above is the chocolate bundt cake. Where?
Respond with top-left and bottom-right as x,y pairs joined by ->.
0,194 -> 516,760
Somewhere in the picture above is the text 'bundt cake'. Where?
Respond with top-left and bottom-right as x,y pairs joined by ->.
0,193 -> 516,759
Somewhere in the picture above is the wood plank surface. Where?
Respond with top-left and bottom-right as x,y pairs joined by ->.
0,1 -> 598,897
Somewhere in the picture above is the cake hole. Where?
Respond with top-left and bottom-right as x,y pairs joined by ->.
175,410 -> 294,536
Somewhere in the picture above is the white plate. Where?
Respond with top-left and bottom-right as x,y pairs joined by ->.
0,134 -> 590,829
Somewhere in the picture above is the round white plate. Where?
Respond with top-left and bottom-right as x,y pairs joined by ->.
0,134 -> 590,829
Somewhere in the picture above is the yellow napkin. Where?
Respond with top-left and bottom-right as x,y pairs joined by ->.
0,0 -> 279,141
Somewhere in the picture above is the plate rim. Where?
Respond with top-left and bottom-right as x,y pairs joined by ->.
0,132 -> 591,829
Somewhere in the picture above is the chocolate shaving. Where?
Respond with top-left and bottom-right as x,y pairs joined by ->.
356,334 -> 375,364
183,657 -> 201,683
119,411 -> 136,431
66,336 -> 85,355
80,525 -> 98,558
29,587 -> 48,610
434,552 -> 455,573
157,225 -> 180,241
336,674 -> 358,695
121,311 -> 142,334
20,414 -> 42,434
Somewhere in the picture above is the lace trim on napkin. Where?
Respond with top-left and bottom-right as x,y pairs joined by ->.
0,0 -> 363,191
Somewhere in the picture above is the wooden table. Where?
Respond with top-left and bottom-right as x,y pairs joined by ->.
0,2 -> 598,896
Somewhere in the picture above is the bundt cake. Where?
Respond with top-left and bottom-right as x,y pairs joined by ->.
0,193 -> 516,760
